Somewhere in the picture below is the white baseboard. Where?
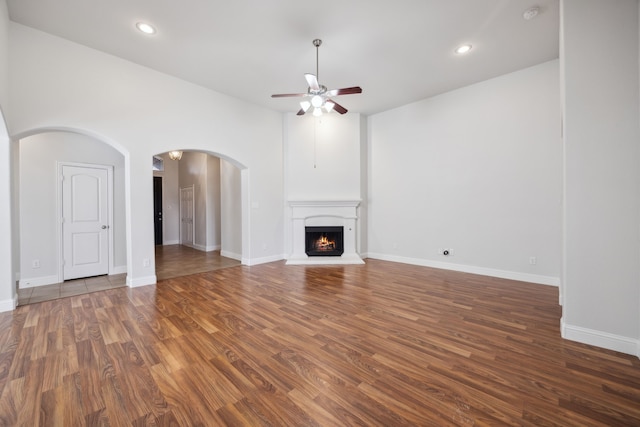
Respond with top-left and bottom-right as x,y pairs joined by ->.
193,243 -> 221,252
0,296 -> 17,313
366,253 -> 560,287
221,250 -> 242,261
19,274 -> 60,288
126,275 -> 157,288
561,318 -> 639,357
163,240 -> 180,245
243,254 -> 284,266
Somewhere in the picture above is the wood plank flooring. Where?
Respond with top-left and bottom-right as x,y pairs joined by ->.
155,245 -> 241,281
0,259 -> 639,426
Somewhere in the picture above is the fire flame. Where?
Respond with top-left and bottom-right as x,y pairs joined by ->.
315,235 -> 336,251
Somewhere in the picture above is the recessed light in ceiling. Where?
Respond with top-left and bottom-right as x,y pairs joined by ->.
523,6 -> 540,20
136,22 -> 156,35
454,44 -> 472,55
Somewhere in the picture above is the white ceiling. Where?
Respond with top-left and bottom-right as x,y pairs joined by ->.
6,0 -> 559,116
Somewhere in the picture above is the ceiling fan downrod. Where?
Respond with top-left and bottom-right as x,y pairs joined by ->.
313,39 -> 322,81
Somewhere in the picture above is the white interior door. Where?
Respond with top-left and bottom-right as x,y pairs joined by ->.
180,186 -> 194,247
62,165 -> 109,280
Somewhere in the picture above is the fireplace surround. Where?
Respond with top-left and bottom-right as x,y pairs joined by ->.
287,200 -> 364,265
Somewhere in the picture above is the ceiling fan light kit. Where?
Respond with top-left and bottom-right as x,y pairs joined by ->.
271,39 -> 362,116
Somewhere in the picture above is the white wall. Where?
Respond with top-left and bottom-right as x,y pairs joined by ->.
8,22 -> 284,291
220,159 -> 242,260
285,113 -> 363,200
179,151 -> 208,250
0,0 -> 7,109
561,0 -> 640,356
368,60 -> 562,285
0,0 -> 14,310
18,131 -> 126,286
177,151 -> 221,251
206,155 -> 221,251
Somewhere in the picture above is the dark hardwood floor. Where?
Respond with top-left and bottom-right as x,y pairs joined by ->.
0,259 -> 639,426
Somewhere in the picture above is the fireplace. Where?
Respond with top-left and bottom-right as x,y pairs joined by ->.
305,226 -> 344,257
287,200 -> 364,265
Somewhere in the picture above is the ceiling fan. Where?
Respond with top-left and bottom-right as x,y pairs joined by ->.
271,39 -> 362,116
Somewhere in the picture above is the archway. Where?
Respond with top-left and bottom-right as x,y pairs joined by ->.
0,109 -> 15,311
11,128 -> 129,305
151,149 -> 245,280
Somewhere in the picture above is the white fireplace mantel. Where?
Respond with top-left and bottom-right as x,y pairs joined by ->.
287,200 -> 364,265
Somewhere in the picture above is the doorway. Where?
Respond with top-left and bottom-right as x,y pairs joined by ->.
180,185 -> 195,247
153,176 -> 163,245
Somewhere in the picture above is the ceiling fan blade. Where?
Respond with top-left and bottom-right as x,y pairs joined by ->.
296,108 -> 307,116
326,86 -> 362,97
329,99 -> 348,114
305,73 -> 320,91
271,93 -> 307,98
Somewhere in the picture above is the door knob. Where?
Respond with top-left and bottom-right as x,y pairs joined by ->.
101,225 -> 108,229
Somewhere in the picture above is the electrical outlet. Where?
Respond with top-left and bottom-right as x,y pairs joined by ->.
143,258 -> 150,267
32,259 -> 40,269
529,257 -> 537,265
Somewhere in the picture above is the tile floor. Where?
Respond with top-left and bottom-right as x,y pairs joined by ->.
17,245 -> 241,306
17,273 -> 127,306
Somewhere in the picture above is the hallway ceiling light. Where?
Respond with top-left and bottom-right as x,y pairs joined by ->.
168,151 -> 182,160
455,44 -> 472,54
136,22 -> 156,35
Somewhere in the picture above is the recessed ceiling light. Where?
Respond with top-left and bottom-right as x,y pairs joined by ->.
455,44 -> 472,54
136,22 -> 156,35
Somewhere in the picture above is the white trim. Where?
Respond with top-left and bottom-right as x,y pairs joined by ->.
0,296 -> 17,313
561,318 -> 639,357
244,254 -> 283,266
18,274 -> 59,288
221,250 -> 242,261
193,243 -> 221,252
127,274 -> 156,288
367,252 -> 560,287
288,199 -> 362,208
163,240 -> 180,245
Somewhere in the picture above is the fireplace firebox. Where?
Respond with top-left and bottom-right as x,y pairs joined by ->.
305,226 -> 344,257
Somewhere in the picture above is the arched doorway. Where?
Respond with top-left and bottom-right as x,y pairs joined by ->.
152,150 -> 244,280
13,129 -> 128,305
0,109 -> 14,311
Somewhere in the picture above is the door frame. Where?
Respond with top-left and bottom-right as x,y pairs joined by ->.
57,161 -> 115,283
